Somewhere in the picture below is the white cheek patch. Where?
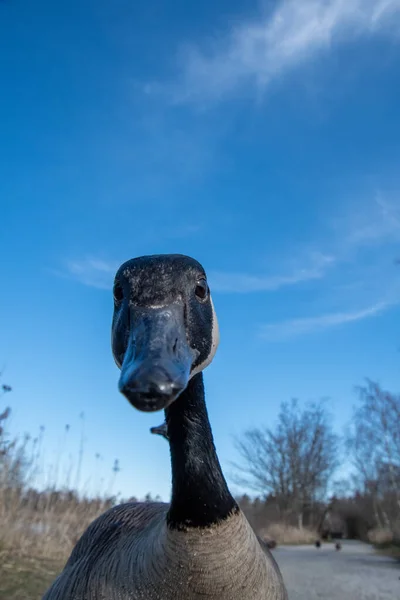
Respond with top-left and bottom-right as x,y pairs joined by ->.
190,295 -> 220,379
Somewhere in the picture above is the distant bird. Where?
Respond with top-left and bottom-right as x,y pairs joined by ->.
315,540 -> 321,548
257,536 -> 277,552
42,254 -> 288,600
335,542 -> 342,551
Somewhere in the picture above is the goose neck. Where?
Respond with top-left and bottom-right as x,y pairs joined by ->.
165,373 -> 238,529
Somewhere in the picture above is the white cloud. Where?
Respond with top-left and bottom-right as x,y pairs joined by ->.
260,300 -> 393,340
59,194 -> 400,317
340,194 -> 400,248
161,0 -> 400,105
209,252 -> 335,292
208,194 -> 400,295
64,258 -> 118,290
62,252 -> 335,293
256,194 -> 400,339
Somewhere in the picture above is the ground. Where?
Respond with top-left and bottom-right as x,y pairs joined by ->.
0,541 -> 398,599
0,553 -> 61,600
275,540 -> 399,600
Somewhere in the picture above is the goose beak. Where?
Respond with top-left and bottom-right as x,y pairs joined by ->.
118,304 -> 194,412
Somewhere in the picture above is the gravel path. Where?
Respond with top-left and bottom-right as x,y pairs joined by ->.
273,541 -> 399,600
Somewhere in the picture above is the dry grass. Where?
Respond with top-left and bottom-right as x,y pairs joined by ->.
259,523 -> 318,546
0,388 -> 118,564
368,527 -> 400,559
0,487 -> 111,562
367,527 -> 394,545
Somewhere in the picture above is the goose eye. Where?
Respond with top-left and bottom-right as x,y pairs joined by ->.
195,279 -> 209,302
113,282 -> 124,304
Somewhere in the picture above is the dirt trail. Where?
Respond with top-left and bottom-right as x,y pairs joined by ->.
274,540 -> 399,600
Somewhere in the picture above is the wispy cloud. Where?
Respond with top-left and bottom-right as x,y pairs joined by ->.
64,258 -> 118,290
59,193 -> 400,350
260,300 -> 393,340
209,252 -> 335,292
153,0 -> 400,105
339,194 -> 400,249
210,194 -> 400,294
257,194 -> 400,339
62,251 -> 335,293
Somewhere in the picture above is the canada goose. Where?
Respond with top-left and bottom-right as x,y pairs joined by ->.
150,421 -> 169,440
335,542 -> 342,551
315,540 -> 321,548
43,254 -> 287,600
259,537 -> 277,550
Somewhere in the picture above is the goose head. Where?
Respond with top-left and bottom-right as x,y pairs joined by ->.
112,254 -> 219,412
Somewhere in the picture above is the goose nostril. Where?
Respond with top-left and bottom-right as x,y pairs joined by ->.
156,380 -> 181,396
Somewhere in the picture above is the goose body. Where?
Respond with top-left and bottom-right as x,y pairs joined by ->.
43,254 -> 287,600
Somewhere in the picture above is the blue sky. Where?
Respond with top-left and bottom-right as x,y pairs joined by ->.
1,0 -> 400,501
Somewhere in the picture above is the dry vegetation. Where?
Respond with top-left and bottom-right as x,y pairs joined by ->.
0,381 -> 121,598
0,491 -> 112,599
0,487 -> 112,560
367,527 -> 400,559
260,524 -> 318,545
0,383 -> 113,563
0,376 -> 399,598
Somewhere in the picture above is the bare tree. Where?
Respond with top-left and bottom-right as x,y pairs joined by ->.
346,380 -> 400,532
234,398 -> 339,527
